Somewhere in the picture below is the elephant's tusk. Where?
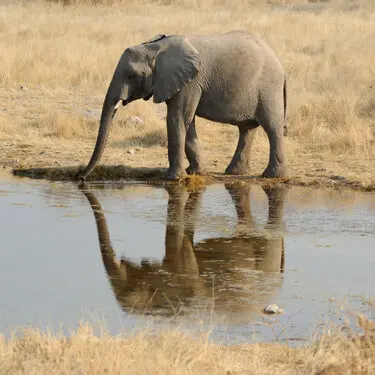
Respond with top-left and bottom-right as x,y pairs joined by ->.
114,100 -> 122,110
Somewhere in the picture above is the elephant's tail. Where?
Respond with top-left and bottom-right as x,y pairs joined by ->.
283,77 -> 288,136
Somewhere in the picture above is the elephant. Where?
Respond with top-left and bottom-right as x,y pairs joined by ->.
81,182 -> 287,321
78,31 -> 288,182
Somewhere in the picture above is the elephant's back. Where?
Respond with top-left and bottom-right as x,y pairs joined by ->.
189,31 -> 279,62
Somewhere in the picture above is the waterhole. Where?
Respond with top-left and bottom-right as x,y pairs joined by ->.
0,174 -> 374,344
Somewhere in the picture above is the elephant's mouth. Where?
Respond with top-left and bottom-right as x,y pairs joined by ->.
143,93 -> 153,101
114,94 -> 152,110
114,99 -> 129,110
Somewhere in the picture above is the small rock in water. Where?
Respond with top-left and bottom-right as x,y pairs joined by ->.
263,304 -> 283,315
127,149 -> 136,155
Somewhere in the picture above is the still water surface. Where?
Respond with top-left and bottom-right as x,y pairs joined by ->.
0,174 -> 374,344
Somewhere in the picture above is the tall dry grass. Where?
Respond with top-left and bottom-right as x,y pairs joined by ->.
0,315 -> 374,375
0,0 -> 375,172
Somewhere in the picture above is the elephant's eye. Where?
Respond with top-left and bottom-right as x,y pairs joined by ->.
128,74 -> 137,80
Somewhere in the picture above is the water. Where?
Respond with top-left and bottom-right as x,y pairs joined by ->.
0,173 -> 374,344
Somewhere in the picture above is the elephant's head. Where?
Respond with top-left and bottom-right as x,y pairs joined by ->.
78,34 -> 200,181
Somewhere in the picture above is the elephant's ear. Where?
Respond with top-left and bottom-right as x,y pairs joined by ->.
142,34 -> 166,44
153,37 -> 200,104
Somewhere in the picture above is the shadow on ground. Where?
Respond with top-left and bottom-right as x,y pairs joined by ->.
11,165 -> 265,186
11,165 -> 375,192
12,165 -> 166,181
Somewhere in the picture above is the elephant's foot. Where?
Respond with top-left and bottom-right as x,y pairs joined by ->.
224,162 -> 251,175
186,164 -> 207,176
162,167 -> 187,181
262,164 -> 288,179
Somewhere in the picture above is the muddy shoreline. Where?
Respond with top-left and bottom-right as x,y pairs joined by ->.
9,165 -> 375,193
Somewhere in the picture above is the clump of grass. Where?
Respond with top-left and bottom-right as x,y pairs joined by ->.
182,174 -> 206,190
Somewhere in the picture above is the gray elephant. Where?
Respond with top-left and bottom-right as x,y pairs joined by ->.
82,183 -> 287,320
79,31 -> 288,181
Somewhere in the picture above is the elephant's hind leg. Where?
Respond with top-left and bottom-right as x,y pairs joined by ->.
185,118 -> 206,175
257,103 -> 288,179
225,122 -> 258,175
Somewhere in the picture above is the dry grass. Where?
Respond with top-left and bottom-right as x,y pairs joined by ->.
182,174 -> 206,189
1,0 -> 375,187
0,315 -> 374,375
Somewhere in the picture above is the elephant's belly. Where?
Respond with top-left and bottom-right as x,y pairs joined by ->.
195,92 -> 258,125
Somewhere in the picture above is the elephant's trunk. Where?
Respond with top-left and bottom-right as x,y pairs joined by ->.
83,190 -> 112,250
81,189 -> 127,280
79,93 -> 121,181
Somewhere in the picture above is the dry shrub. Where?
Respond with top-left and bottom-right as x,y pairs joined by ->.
306,314 -> 375,374
290,94 -> 374,155
0,111 -> 96,141
35,112 -> 97,138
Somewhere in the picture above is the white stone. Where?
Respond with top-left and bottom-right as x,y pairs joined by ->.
263,304 -> 283,315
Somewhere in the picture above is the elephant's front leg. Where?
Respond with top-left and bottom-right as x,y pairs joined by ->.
185,118 -> 206,175
165,111 -> 187,180
164,90 -> 200,180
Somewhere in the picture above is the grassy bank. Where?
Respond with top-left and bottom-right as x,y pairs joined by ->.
0,318 -> 374,375
0,0 -> 375,189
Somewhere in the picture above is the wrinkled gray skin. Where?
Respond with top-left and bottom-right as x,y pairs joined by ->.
82,183 -> 287,318
79,31 -> 288,181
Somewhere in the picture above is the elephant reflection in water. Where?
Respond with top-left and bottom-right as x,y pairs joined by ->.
82,183 -> 287,321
